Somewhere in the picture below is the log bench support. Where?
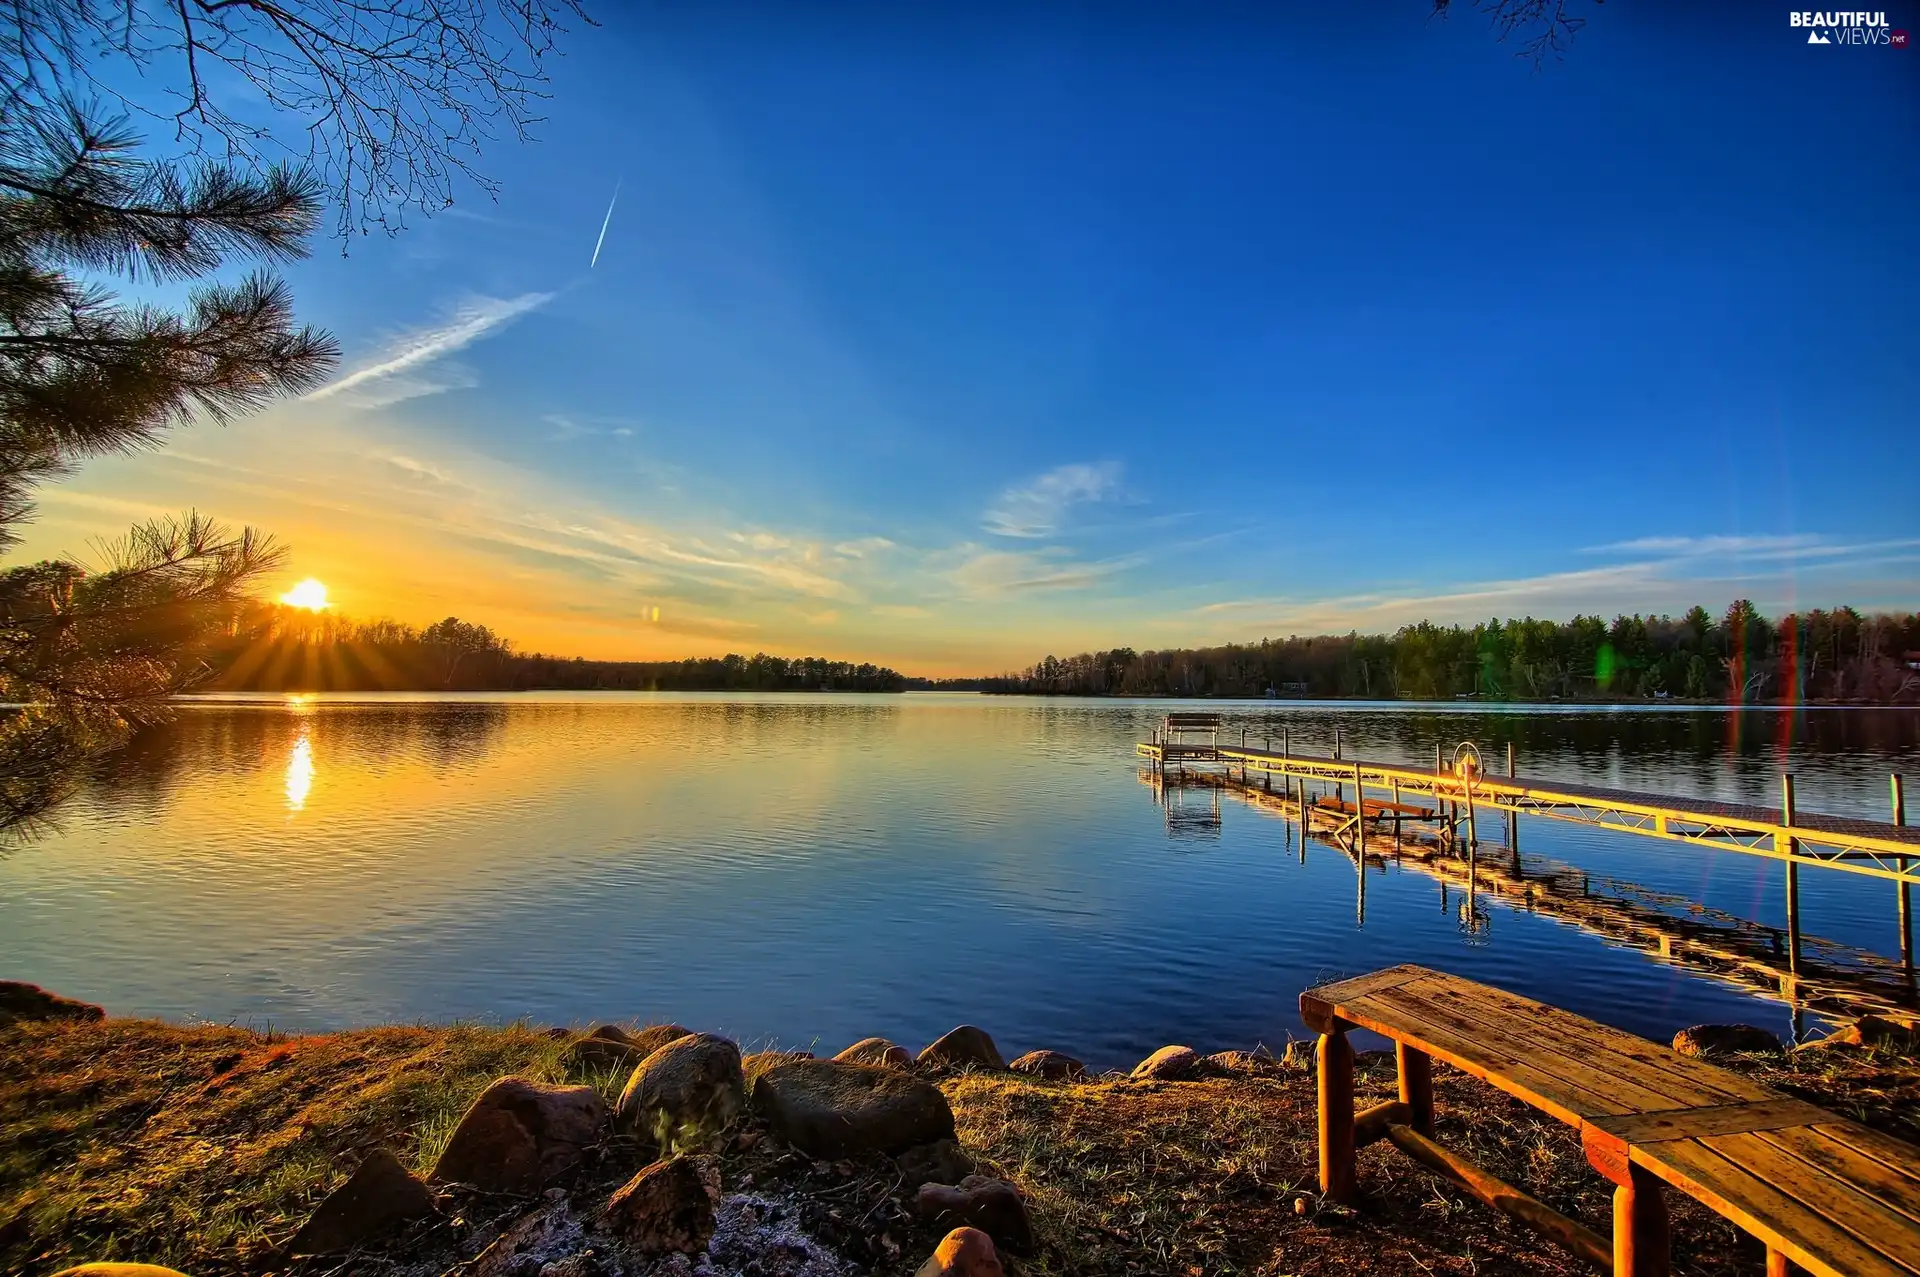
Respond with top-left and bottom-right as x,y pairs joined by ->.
1309,1012 -> 1612,1270
1583,1127 -> 1672,1277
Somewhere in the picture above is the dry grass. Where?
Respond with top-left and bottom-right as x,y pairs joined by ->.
1,1020 -> 1913,1277
947,1053 -> 1773,1276
0,1019 -> 576,1273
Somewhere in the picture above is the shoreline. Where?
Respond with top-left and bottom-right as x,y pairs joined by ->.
5,997 -> 1916,1277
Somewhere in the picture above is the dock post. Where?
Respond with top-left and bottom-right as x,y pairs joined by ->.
1298,783 -> 1309,863
1507,741 -> 1520,862
1895,774 -> 1911,973
1334,725 -> 1342,760
1781,774 -> 1801,976
1353,761 -> 1366,842
1282,727 -> 1290,758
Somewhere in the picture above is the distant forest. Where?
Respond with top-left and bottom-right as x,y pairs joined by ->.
201,607 -> 907,693
979,603 -> 1920,703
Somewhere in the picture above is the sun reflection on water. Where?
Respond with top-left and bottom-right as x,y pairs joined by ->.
285,733 -> 315,811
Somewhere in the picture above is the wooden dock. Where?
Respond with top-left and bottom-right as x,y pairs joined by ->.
1145,767 -> 1920,1028
1137,717 -> 1917,976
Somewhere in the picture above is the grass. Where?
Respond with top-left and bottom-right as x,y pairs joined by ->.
1,1019 -> 1914,1276
0,1019 -> 577,1273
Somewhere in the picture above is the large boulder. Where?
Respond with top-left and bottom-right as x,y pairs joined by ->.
1799,1016 -> 1920,1054
0,982 -> 104,1026
1672,1025 -> 1783,1058
753,1058 -> 956,1157
616,1033 -> 745,1153
429,1076 -> 607,1193
742,1049 -> 813,1095
1008,1050 -> 1084,1081
562,1025 -> 646,1073
915,1176 -> 1034,1256
917,1026 -> 1005,1072
1204,1049 -> 1283,1077
835,1036 -> 912,1069
288,1148 -> 437,1255
602,1156 -> 720,1255
916,1227 -> 1005,1277
1131,1045 -> 1201,1080
628,1023 -> 696,1056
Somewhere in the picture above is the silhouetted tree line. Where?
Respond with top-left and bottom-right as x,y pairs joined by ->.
202,604 -> 907,692
985,603 -> 1920,703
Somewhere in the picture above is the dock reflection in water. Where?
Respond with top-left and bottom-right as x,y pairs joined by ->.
1144,764 -> 1918,1036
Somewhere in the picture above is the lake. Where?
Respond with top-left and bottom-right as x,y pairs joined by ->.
3,694 -> 1915,1069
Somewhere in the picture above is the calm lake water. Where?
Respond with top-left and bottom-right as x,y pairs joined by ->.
3,694 -> 1916,1068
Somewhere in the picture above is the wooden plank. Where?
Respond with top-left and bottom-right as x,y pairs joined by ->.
1750,1124 -> 1920,1230
1405,972 -> 1771,1104
1697,1131 -> 1920,1273
1327,985 -> 1633,1126
1299,964 -> 1430,1030
1639,1139 -> 1915,1277
1589,1099 -> 1832,1144
1368,982 -> 1738,1115
1813,1123 -> 1920,1190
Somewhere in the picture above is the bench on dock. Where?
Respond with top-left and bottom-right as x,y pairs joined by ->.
1161,712 -> 1221,747
1312,797 -> 1437,821
1301,964 -> 1920,1277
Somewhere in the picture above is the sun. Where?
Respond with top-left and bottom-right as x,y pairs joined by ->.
279,578 -> 331,611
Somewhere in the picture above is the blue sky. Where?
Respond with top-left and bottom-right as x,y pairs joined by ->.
25,3 -> 1918,673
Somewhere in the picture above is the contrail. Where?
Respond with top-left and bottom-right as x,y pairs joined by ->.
589,181 -> 621,269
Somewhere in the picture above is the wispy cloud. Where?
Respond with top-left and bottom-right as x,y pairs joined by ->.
983,462 -> 1122,538
953,548 -> 1134,596
303,292 -> 555,405
544,413 -> 636,442
1581,534 -> 1825,558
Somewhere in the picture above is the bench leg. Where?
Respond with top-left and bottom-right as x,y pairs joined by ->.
1396,1041 -> 1434,1136
1766,1249 -> 1791,1277
1611,1163 -> 1671,1277
1317,1025 -> 1357,1203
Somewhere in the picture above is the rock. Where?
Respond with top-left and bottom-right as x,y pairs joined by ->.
1799,1015 -> 1920,1054
835,1036 -> 913,1069
1672,1024 -> 1783,1058
1131,1045 -> 1202,1080
1281,1040 -> 1315,1072
628,1024 -> 696,1056
617,1033 -> 745,1153
602,1156 -> 720,1255
897,1138 -> 975,1186
49,1268 -> 190,1276
288,1147 -> 437,1255
742,1049 -> 814,1093
916,1226 -> 1005,1277
562,1025 -> 646,1072
430,1077 -> 607,1193
915,1176 -> 1034,1256
1007,1049 -> 1085,1081
1204,1049 -> 1283,1076
917,1025 -> 1005,1071
0,981 -> 104,1026
753,1058 -> 956,1157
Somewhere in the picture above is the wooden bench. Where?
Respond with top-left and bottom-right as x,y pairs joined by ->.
1300,965 -> 1920,1277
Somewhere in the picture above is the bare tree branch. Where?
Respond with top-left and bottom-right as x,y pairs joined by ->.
1,0 -> 594,241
